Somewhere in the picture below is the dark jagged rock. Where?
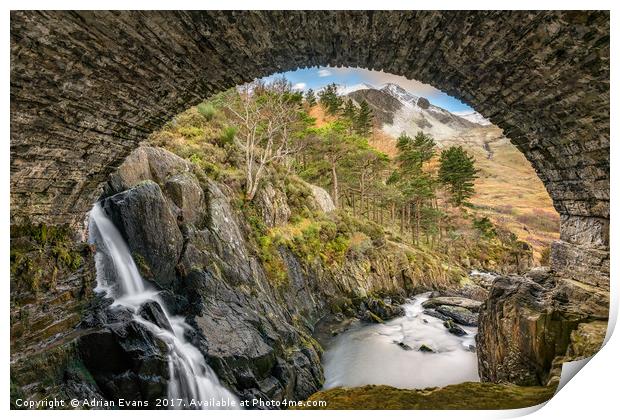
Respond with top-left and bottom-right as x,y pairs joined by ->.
78,321 -> 169,404
102,181 -> 183,290
139,301 -> 173,333
423,309 -> 451,322
418,344 -> 434,353
443,320 -> 467,336
361,310 -> 384,324
362,296 -> 405,320
395,342 -> 413,351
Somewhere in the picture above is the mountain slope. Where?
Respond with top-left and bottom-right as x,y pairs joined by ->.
453,110 -> 491,126
342,82 -> 559,260
345,83 -> 480,142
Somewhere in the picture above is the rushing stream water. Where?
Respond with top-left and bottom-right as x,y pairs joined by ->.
322,293 -> 479,390
89,203 -> 239,409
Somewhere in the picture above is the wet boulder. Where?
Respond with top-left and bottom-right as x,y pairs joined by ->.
362,296 -> 405,320
423,308 -> 452,322
395,341 -> 413,351
78,320 -> 170,404
418,344 -> 434,353
422,296 -> 482,312
138,300 -> 173,333
435,305 -> 478,326
443,319 -> 467,336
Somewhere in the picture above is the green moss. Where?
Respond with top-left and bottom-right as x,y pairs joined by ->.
10,223 -> 87,297
367,311 -> 384,324
132,252 -> 153,279
298,383 -> 557,410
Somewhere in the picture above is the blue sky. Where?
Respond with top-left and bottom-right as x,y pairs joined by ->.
262,66 -> 474,113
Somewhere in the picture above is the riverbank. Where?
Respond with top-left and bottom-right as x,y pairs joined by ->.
297,382 -> 556,410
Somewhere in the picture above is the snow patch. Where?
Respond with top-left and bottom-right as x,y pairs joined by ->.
454,111 -> 491,126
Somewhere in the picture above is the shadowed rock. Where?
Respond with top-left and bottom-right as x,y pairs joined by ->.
139,300 -> 173,333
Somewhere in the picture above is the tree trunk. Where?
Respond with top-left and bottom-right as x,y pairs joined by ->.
331,162 -> 339,208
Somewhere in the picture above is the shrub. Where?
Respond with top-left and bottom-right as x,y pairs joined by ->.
540,246 -> 551,266
348,232 -> 373,256
196,102 -> 217,121
473,216 -> 496,239
178,126 -> 205,140
219,126 -> 237,145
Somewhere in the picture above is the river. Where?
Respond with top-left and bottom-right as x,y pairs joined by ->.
322,293 -> 479,390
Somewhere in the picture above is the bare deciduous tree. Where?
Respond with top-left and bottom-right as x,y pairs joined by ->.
225,79 -> 302,200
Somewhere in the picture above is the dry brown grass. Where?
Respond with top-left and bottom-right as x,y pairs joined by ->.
369,125 -> 559,262
441,127 -> 559,261
269,104 -> 557,262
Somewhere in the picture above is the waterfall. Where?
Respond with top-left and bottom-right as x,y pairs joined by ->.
89,203 -> 239,409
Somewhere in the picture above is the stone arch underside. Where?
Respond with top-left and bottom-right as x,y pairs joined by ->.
10,11 -> 609,287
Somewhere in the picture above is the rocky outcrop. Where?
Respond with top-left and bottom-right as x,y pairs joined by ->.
417,97 -> 430,109
476,268 -> 609,386
102,181 -> 184,290
255,183 -> 292,228
73,146 -> 467,405
10,225 -> 101,404
78,304 -> 170,405
90,147 -> 329,403
307,183 -> 336,213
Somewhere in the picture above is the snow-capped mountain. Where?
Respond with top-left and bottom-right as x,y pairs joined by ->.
454,110 -> 491,126
342,82 -> 483,141
380,83 -> 420,107
337,83 -> 377,96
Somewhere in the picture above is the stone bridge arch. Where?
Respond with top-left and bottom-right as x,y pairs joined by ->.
10,10 -> 609,287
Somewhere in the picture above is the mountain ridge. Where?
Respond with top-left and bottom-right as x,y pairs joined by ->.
341,82 -> 487,141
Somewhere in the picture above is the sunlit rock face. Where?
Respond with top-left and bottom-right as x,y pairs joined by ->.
476,268 -> 609,386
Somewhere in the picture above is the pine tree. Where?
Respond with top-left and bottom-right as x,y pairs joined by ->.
396,131 -> 436,173
318,83 -> 343,115
392,131 -> 438,243
438,145 -> 478,207
342,98 -> 357,123
305,89 -> 317,107
354,100 -> 373,136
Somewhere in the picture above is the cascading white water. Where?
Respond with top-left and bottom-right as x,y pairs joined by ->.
89,203 -> 239,409
321,292 -> 479,390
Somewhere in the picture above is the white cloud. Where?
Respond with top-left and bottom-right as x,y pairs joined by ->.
292,82 -> 306,91
317,69 -> 332,77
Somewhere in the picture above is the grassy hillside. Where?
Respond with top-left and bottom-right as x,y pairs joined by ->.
367,122 -> 559,262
